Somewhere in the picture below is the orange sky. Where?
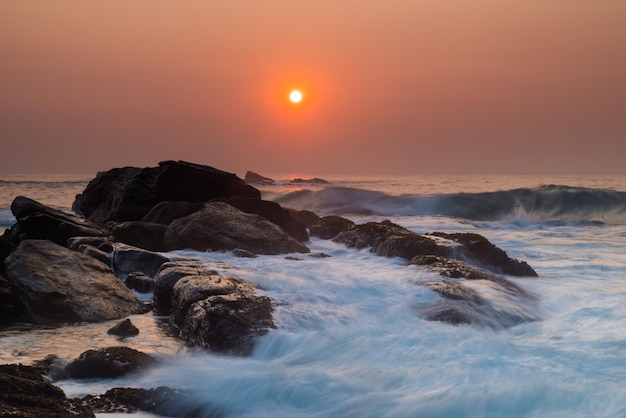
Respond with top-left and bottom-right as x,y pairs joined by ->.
1,1 -> 625,174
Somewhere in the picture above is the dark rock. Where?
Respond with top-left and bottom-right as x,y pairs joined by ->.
0,270 -> 24,324
291,177 -> 329,184
72,160 -> 261,224
153,262 -> 219,316
112,243 -> 172,278
66,347 -> 156,379
333,220 -> 445,259
125,272 -> 154,293
107,318 -> 140,337
5,240 -> 146,324
310,216 -> 355,239
287,208 -> 320,228
244,171 -> 274,184
170,274 -> 275,354
214,197 -> 309,242
310,252 -> 331,258
232,248 -> 257,258
67,236 -> 113,253
0,236 -> 17,273
164,202 -> 310,255
32,354 -> 69,382
78,244 -> 111,266
10,196 -> 108,246
141,201 -> 204,225
111,221 -> 168,252
0,364 -> 95,418
81,386 -> 201,417
428,232 -> 538,276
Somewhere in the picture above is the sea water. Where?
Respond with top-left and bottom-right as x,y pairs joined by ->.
1,173 -> 626,417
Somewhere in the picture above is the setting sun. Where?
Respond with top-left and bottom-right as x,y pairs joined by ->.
289,90 -> 303,103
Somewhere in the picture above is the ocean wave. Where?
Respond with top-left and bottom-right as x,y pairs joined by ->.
274,185 -> 626,225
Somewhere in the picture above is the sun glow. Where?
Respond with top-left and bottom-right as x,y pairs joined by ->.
289,90 -> 303,103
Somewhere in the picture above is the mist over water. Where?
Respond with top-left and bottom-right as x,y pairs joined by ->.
1,174 -> 626,417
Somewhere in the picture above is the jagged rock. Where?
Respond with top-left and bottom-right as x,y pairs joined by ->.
107,318 -> 140,337
112,243 -> 172,278
72,160 -> 261,224
170,274 -> 275,354
66,347 -> 156,379
125,272 -> 154,293
428,232 -> 538,276
10,196 -> 108,246
244,171 -> 274,184
0,364 -> 95,418
287,208 -> 320,228
78,244 -> 111,266
333,220 -> 445,259
153,262 -> 219,315
214,197 -> 309,242
5,240 -> 146,324
164,202 -> 310,255
67,236 -> 113,253
141,201 -> 204,225
310,216 -> 355,239
81,386 -> 200,416
291,177 -> 329,184
112,221 -> 168,252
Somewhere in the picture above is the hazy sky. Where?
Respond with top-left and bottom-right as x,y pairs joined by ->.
1,1 -> 625,175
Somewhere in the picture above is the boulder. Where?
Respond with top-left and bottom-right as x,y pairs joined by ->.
81,386 -> 200,416
0,236 -> 17,272
0,364 -> 94,418
107,318 -> 140,337
5,240 -> 146,324
0,271 -> 24,323
287,208 -> 320,228
244,171 -> 274,184
125,272 -> 155,293
214,197 -> 309,242
72,160 -> 261,224
428,232 -> 538,276
170,274 -> 274,354
164,202 -> 310,255
141,201 -> 204,225
291,177 -> 329,184
112,243 -> 172,278
78,244 -> 111,266
10,196 -> 108,246
310,216 -> 355,239
112,221 -> 168,251
66,347 -> 156,379
67,236 -> 114,253
153,261 -> 219,315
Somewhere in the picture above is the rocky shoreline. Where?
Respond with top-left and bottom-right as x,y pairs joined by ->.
0,160 -> 539,417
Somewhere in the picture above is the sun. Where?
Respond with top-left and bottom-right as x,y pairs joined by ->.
289,90 -> 303,104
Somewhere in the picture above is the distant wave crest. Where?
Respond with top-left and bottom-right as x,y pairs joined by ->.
275,185 -> 626,225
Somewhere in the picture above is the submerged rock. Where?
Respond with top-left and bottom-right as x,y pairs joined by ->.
164,202 -> 310,255
170,274 -> 275,354
66,347 -> 156,379
5,240 -> 146,324
0,364 -> 95,418
107,318 -> 140,337
81,386 -> 200,416
73,160 -> 261,224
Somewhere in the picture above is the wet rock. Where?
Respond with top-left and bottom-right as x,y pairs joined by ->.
164,202 -> 310,255
5,240 -> 146,324
170,274 -> 275,354
73,160 -> 261,224
0,236 -> 17,272
244,171 -> 274,184
112,243 -> 172,278
107,318 -> 140,337
111,221 -> 168,252
78,244 -> 111,266
10,196 -> 108,246
333,220 -> 445,259
214,197 -> 309,242
310,216 -> 355,239
154,261 -> 219,316
0,364 -> 94,417
428,232 -> 538,276
232,248 -> 257,258
66,347 -> 156,379
125,272 -> 155,293
0,270 -> 24,324
81,386 -> 201,416
141,201 -> 204,225
67,236 -> 113,252
287,208 -> 320,228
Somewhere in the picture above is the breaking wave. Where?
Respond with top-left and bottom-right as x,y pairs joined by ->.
274,185 -> 626,225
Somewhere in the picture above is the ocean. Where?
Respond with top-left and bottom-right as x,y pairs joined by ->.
1,173 -> 626,417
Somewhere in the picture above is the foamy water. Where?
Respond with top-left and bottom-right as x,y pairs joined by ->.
1,173 -> 626,417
